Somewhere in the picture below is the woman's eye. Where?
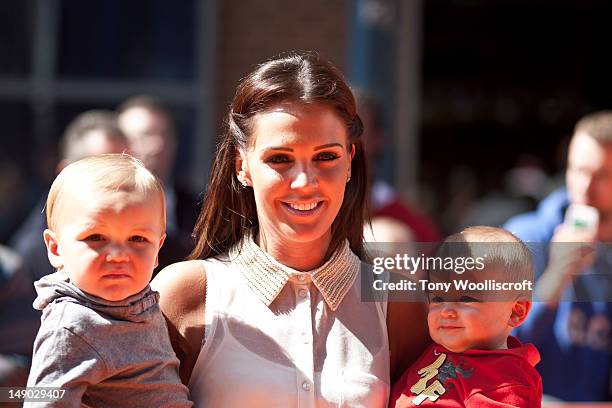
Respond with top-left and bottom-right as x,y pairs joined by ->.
265,154 -> 292,164
129,236 -> 148,243
430,296 -> 445,304
315,152 -> 339,161
84,234 -> 104,242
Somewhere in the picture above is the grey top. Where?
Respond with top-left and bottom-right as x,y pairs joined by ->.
25,271 -> 192,407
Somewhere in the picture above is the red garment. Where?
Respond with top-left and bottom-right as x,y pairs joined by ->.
374,199 -> 440,243
390,337 -> 542,407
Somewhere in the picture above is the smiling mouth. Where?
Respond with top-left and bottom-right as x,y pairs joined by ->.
282,201 -> 323,215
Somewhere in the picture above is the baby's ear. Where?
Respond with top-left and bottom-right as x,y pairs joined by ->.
154,233 -> 167,269
508,299 -> 532,328
43,229 -> 63,269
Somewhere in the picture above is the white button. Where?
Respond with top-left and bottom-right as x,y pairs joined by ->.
297,275 -> 306,282
298,289 -> 308,298
302,381 -> 311,391
302,333 -> 310,344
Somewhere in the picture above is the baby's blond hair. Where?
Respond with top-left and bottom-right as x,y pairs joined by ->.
46,154 -> 166,231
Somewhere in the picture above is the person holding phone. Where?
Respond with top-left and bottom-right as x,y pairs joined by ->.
505,111 -> 612,402
152,52 -> 429,407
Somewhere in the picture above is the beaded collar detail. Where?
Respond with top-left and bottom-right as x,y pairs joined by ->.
230,232 -> 360,311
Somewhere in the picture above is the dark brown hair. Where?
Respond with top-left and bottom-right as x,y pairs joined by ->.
190,52 -> 368,260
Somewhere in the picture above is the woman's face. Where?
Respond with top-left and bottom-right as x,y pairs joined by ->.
237,103 -> 354,247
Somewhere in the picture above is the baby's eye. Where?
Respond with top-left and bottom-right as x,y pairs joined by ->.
129,235 -> 148,243
315,152 -> 339,161
459,296 -> 481,303
84,234 -> 104,242
265,154 -> 292,164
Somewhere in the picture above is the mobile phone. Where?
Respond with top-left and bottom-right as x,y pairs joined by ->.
565,204 -> 599,233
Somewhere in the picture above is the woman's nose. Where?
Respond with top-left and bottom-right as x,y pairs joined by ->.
290,165 -> 318,190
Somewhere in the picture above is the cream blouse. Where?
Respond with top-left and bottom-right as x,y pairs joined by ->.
188,234 -> 390,407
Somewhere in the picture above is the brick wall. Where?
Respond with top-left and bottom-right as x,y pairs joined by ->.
214,0 -> 348,133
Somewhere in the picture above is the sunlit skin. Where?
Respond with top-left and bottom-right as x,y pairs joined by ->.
118,107 -> 175,181
428,297 -> 514,353
236,103 -> 354,271
427,270 -> 527,353
44,184 -> 166,301
58,130 -> 129,171
78,129 -> 128,157
566,132 -> 612,240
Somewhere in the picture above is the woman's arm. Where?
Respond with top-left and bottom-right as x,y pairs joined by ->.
387,301 -> 431,384
151,260 -> 206,385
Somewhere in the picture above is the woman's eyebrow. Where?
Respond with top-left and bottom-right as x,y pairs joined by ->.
261,143 -> 343,153
314,143 -> 343,151
261,146 -> 293,153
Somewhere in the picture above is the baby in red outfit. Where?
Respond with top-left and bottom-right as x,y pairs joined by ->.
390,226 -> 542,407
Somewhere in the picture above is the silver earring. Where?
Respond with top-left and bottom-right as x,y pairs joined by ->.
346,175 -> 351,183
238,171 -> 248,186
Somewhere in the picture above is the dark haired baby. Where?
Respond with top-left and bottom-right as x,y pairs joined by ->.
390,226 -> 542,407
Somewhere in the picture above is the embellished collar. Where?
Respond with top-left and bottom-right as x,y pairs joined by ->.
230,232 -> 360,311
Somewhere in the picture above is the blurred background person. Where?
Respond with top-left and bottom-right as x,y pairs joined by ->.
505,111 -> 612,402
0,245 -> 39,387
117,95 -> 200,241
357,91 -> 440,244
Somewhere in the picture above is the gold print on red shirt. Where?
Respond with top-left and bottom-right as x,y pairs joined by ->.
410,353 -> 447,405
410,351 -> 475,405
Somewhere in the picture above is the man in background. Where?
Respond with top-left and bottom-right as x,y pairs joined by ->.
118,95 -> 200,241
505,111 -> 612,401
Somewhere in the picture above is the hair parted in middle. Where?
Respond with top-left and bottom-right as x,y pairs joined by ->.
190,51 -> 368,260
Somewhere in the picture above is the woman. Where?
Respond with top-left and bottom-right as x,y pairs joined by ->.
153,52 -> 429,406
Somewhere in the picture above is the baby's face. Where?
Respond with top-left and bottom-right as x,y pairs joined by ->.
427,278 -> 515,352
47,186 -> 165,301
